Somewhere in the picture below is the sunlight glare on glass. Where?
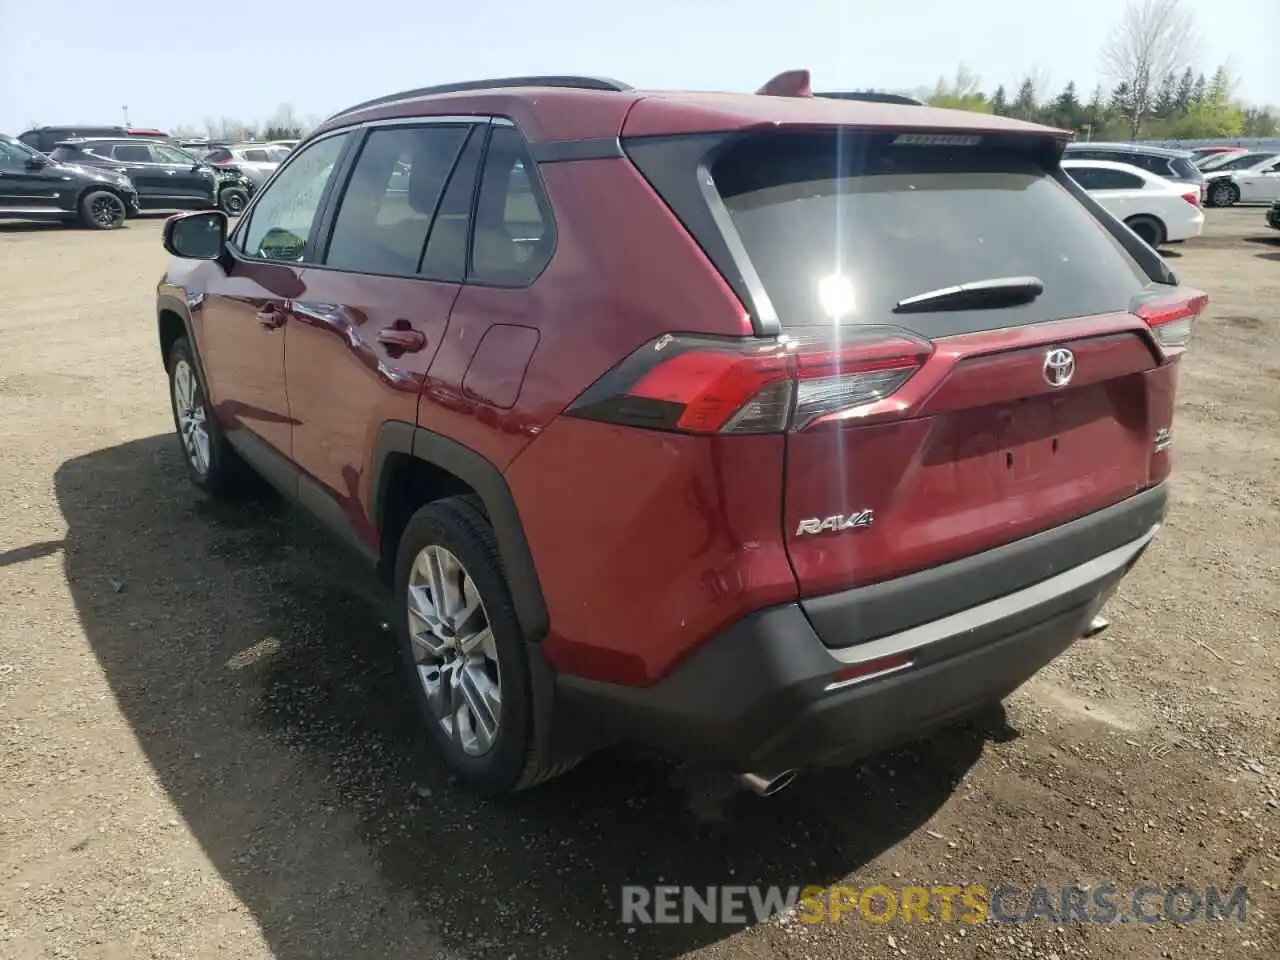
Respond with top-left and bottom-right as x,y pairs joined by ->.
817,273 -> 857,321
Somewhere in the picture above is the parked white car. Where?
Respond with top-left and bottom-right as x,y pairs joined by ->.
1203,154 -> 1280,208
1062,159 -> 1204,248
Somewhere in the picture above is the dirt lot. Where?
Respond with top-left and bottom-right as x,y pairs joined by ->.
0,209 -> 1277,960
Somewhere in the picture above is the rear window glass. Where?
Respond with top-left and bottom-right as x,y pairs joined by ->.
712,133 -> 1150,335
1168,157 -> 1203,181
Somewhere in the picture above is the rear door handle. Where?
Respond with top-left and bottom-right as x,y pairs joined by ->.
376,326 -> 427,351
255,303 -> 285,329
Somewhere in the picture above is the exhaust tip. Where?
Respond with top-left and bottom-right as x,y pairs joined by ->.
739,770 -> 799,796
1084,615 -> 1110,638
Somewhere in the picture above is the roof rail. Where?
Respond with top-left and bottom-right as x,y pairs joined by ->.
328,75 -> 633,121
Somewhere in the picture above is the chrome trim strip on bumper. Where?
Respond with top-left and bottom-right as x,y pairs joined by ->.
827,524 -> 1160,666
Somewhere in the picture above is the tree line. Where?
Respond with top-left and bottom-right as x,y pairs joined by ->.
919,64 -> 1277,141
914,0 -> 1276,141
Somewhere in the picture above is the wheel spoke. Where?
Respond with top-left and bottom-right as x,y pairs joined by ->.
407,583 -> 443,635
406,543 -> 501,757
457,625 -> 492,658
192,428 -> 210,471
456,663 -> 500,753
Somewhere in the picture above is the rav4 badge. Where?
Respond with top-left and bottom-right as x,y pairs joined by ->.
795,510 -> 875,536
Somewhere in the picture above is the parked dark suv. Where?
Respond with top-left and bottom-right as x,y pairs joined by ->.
50,138 -> 250,214
0,133 -> 139,228
18,125 -> 171,154
154,72 -> 1204,796
1064,142 -> 1205,198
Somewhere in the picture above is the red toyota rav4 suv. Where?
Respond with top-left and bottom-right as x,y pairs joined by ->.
156,73 -> 1203,796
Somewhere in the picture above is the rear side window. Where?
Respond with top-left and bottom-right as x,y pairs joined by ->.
1071,167 -> 1145,190
112,143 -> 153,163
710,132 -> 1150,336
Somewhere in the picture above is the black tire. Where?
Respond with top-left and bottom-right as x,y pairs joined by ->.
1125,215 -> 1166,249
219,186 -> 249,215
79,190 -> 126,230
394,496 -> 574,794
165,337 -> 251,498
1207,181 -> 1240,208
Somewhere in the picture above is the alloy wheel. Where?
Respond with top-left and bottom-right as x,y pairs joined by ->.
406,545 -> 502,756
172,359 -> 211,475
92,195 -> 124,227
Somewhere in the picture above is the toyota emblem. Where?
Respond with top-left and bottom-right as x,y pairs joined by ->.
1043,348 -> 1075,388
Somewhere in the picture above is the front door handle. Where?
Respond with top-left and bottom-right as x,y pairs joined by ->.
255,303 -> 285,329
376,324 -> 426,352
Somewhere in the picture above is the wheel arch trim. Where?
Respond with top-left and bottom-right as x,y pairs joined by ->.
371,421 -> 550,643
155,292 -> 205,372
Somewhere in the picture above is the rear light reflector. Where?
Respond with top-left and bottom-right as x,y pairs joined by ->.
826,652 -> 914,691
1131,287 -> 1208,353
566,328 -> 933,435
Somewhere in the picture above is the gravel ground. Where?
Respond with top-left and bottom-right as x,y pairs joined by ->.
0,209 -> 1276,960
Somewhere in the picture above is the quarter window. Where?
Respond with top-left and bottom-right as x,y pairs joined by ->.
324,125 -> 469,276
469,126 -> 554,285
240,133 -> 350,262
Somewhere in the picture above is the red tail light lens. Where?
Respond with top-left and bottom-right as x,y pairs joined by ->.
566,329 -> 933,435
1132,287 -> 1208,354
1181,191 -> 1201,207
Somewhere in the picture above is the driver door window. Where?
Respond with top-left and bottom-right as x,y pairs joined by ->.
239,133 -> 350,262
0,139 -> 28,169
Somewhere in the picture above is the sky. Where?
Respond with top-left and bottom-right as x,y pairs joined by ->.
1,0 -> 1276,134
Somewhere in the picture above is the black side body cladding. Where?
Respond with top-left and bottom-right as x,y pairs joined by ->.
371,422 -> 550,644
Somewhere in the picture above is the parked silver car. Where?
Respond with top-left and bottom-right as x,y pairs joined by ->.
201,143 -> 290,188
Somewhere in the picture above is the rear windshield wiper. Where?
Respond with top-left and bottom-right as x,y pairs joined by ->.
893,276 -> 1044,314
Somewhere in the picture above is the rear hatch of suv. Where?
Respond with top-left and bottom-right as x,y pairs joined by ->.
619,118 -> 1203,639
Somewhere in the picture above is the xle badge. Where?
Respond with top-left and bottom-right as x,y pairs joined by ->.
795,510 -> 875,537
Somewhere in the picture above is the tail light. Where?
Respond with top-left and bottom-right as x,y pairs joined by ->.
1181,191 -> 1201,207
1131,287 -> 1208,355
565,328 -> 933,435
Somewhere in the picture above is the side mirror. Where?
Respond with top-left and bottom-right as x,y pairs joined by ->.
163,210 -> 228,260
25,154 -> 48,169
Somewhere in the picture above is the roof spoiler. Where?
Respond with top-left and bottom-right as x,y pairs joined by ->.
757,69 -> 812,98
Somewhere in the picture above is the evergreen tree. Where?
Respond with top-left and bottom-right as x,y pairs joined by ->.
1208,65 -> 1231,103
990,85 -> 1008,116
1153,72 -> 1178,118
1174,68 -> 1195,112
1049,82 -> 1083,130
1012,78 -> 1037,121
1085,85 -> 1106,138
1190,72 -> 1207,105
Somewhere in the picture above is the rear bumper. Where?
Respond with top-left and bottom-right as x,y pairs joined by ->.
558,485 -> 1166,774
